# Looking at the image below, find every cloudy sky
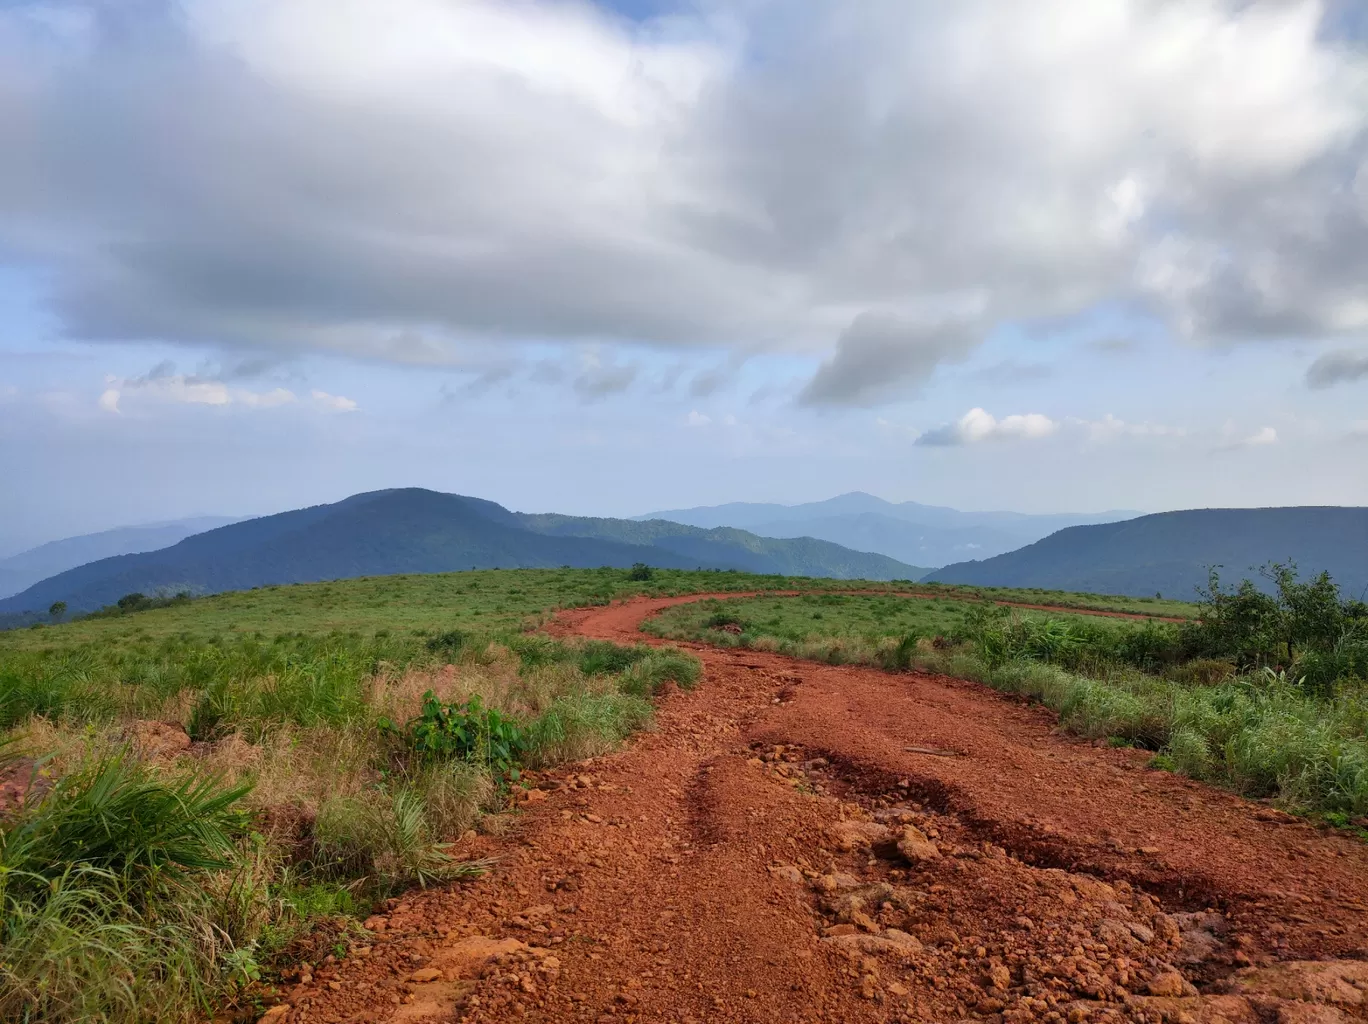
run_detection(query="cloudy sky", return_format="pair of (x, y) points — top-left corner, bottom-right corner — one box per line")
(3, 0), (1368, 553)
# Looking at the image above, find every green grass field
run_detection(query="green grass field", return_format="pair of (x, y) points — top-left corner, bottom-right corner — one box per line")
(642, 591), (1142, 652)
(0, 566), (1340, 1022)
(912, 583), (1198, 619)
(3, 567), (1196, 657)
(0, 567), (727, 1024)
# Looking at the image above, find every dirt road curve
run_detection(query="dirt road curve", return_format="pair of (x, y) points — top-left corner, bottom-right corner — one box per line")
(282, 596), (1368, 1024)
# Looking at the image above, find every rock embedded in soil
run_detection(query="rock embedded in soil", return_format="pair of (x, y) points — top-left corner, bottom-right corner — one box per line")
(896, 824), (941, 864)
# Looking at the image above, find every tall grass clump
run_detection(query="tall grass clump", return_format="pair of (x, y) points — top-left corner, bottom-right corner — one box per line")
(0, 751), (258, 1024)
(312, 789), (482, 892)
(618, 648), (701, 696)
(524, 693), (655, 765)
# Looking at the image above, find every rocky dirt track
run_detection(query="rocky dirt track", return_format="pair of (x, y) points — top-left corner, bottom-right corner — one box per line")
(274, 595), (1368, 1024)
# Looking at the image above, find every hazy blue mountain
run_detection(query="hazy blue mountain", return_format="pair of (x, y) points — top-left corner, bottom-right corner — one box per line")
(0, 489), (927, 617)
(518, 513), (931, 580)
(0, 517), (248, 600)
(635, 492), (1137, 567)
(925, 507), (1368, 600)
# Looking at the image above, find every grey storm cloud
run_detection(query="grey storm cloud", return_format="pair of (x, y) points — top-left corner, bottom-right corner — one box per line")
(799, 314), (977, 407)
(2, 0), (1367, 405)
(688, 368), (727, 398)
(572, 359), (638, 401)
(1306, 348), (1368, 388)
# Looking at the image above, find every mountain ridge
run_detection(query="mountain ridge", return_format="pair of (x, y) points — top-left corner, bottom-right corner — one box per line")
(924, 506), (1368, 599)
(0, 516), (249, 601)
(0, 489), (928, 617)
(635, 492), (1139, 566)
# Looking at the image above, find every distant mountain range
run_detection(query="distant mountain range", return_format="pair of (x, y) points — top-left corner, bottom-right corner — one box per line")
(925, 507), (1368, 600)
(0, 489), (927, 617)
(8, 493), (1361, 622)
(0, 517), (247, 601)
(637, 492), (1138, 568)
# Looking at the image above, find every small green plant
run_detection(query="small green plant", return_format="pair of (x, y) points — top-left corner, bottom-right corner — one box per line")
(578, 640), (651, 677)
(406, 692), (528, 779)
(877, 633), (921, 672)
(627, 563), (655, 582)
(425, 630), (470, 658)
(312, 790), (483, 892)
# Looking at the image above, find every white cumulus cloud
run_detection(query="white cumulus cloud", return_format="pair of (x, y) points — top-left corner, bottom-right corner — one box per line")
(1074, 413), (1187, 442)
(915, 408), (1059, 446)
(1220, 422), (1280, 449)
(96, 366), (301, 413)
(310, 389), (358, 412)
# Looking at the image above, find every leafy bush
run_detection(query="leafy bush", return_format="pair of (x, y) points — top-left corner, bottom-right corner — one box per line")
(403, 691), (528, 778)
(627, 563), (655, 581)
(876, 633), (922, 672)
(1185, 563), (1368, 686)
(0, 752), (250, 897)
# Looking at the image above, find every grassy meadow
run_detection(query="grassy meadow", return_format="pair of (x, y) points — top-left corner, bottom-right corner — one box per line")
(911, 582), (1198, 619)
(0, 563), (1342, 1021)
(646, 584), (1368, 825)
(0, 567), (720, 1024)
(641, 591), (1154, 657)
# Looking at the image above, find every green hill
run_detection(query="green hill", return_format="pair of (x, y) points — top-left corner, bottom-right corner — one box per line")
(925, 507), (1368, 599)
(0, 489), (927, 618)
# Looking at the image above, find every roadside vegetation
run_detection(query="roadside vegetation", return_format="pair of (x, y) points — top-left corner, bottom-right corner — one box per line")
(4, 566), (1198, 650)
(910, 582), (1198, 619)
(0, 564), (1223, 1021)
(647, 564), (1368, 823)
(0, 571), (700, 1023)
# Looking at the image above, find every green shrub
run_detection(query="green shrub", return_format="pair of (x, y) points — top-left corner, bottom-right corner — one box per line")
(0, 753), (257, 1024)
(876, 633), (922, 672)
(505, 634), (578, 673)
(404, 760), (492, 840)
(425, 629), (470, 658)
(402, 692), (528, 778)
(1165, 727), (1212, 776)
(0, 867), (221, 1024)
(1056, 678), (1169, 747)
(1167, 658), (1236, 686)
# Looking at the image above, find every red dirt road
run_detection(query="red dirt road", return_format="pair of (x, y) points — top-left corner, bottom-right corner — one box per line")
(279, 596), (1368, 1024)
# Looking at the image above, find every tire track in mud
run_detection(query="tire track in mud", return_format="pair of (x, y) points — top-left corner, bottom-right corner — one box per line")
(274, 595), (1368, 1024)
